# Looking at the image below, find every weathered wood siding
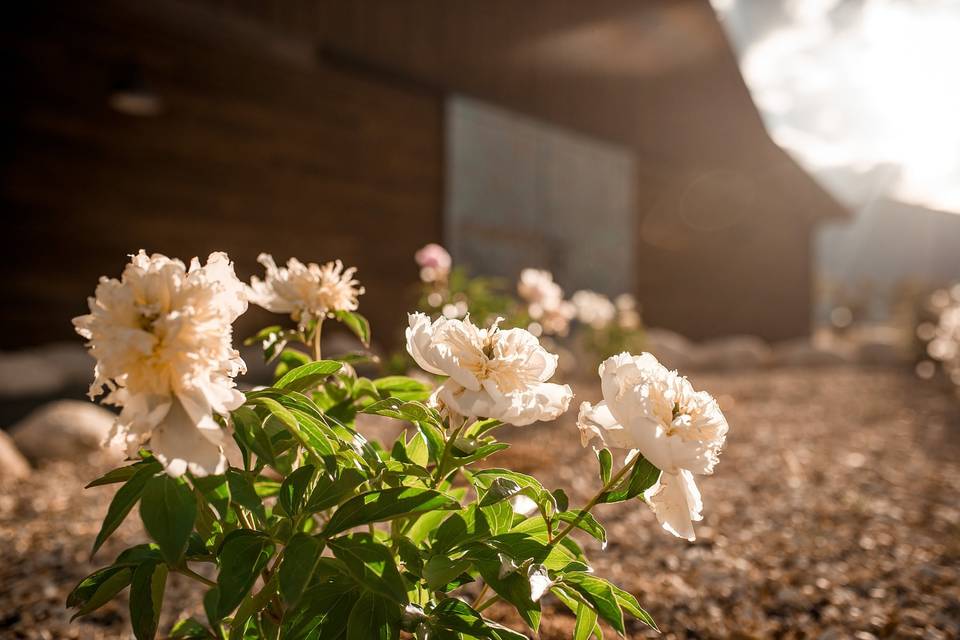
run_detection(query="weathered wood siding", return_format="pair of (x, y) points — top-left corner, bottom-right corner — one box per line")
(0, 1), (443, 348)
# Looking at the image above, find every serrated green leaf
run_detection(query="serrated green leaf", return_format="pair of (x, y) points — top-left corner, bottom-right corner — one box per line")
(139, 474), (197, 566)
(129, 561), (167, 640)
(324, 488), (458, 536)
(91, 461), (161, 557)
(609, 583), (658, 631)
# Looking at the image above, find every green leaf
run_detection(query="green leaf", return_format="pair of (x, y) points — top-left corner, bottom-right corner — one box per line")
(555, 511), (607, 546)
(551, 489), (569, 513)
(477, 477), (523, 508)
(229, 572), (279, 639)
(274, 361), (343, 391)
(226, 469), (266, 523)
(596, 449), (613, 484)
(305, 467), (367, 513)
(609, 583), (658, 631)
(561, 572), (624, 635)
(423, 556), (472, 591)
(280, 574), (356, 640)
(468, 546), (540, 631)
(327, 534), (409, 604)
(86, 459), (156, 488)
(471, 469), (551, 511)
(432, 502), (511, 554)
(362, 399), (442, 426)
(279, 533), (325, 605)
(68, 566), (133, 620)
(279, 465), (316, 517)
(169, 617), (213, 638)
(430, 598), (487, 635)
(600, 456), (660, 504)
(139, 474), (197, 566)
(91, 461), (161, 557)
(335, 310), (371, 347)
(346, 591), (400, 640)
(573, 600), (600, 640)
(324, 488), (458, 536)
(192, 474), (232, 521)
(129, 561), (167, 640)
(216, 530), (275, 617)
(372, 376), (432, 402)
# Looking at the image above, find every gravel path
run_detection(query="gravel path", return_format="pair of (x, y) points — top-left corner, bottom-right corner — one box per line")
(2, 366), (959, 639)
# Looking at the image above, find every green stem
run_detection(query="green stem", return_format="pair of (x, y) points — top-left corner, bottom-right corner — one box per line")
(432, 418), (468, 486)
(550, 453), (641, 547)
(177, 565), (216, 588)
(312, 317), (324, 361)
(475, 595), (500, 613)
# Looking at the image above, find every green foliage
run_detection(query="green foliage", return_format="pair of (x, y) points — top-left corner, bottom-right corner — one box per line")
(74, 314), (659, 639)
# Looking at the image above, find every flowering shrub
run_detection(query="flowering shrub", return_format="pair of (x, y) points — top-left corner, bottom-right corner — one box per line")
(68, 250), (727, 639)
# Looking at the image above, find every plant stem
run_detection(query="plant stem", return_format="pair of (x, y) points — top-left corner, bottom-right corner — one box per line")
(471, 583), (491, 608)
(475, 595), (500, 612)
(432, 418), (467, 486)
(550, 453), (641, 547)
(177, 565), (216, 588)
(312, 317), (324, 361)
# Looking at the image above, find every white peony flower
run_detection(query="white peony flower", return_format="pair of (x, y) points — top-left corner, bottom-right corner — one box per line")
(572, 290), (617, 330)
(577, 352), (728, 541)
(73, 251), (248, 477)
(517, 269), (575, 337)
(405, 312), (573, 426)
(248, 254), (364, 329)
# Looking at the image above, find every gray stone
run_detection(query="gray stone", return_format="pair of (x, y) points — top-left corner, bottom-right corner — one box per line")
(0, 430), (31, 480)
(696, 335), (772, 370)
(10, 400), (120, 463)
(644, 327), (701, 370)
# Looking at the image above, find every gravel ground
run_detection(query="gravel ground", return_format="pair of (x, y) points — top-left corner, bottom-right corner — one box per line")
(2, 365), (959, 639)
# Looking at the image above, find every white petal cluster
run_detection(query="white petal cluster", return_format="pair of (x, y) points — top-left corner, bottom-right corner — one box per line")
(577, 352), (728, 540)
(248, 254), (364, 329)
(517, 269), (575, 337)
(73, 251), (248, 477)
(572, 290), (617, 330)
(406, 312), (573, 426)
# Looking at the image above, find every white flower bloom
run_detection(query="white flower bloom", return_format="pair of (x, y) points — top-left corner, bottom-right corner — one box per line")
(577, 352), (728, 541)
(572, 290), (617, 330)
(248, 254), (364, 329)
(415, 243), (452, 283)
(405, 312), (573, 426)
(73, 251), (248, 477)
(527, 565), (554, 602)
(517, 269), (575, 336)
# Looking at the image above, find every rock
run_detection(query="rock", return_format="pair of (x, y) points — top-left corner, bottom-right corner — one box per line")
(0, 430), (31, 480)
(772, 338), (854, 367)
(645, 328), (701, 370)
(696, 335), (772, 370)
(10, 400), (119, 463)
(0, 342), (94, 398)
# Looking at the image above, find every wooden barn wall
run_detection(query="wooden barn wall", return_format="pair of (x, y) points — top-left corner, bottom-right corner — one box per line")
(0, 1), (443, 350)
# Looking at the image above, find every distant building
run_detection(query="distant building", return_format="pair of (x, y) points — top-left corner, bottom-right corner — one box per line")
(0, 0), (846, 348)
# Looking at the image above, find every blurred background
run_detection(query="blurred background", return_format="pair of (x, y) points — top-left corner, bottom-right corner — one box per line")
(1, 1), (959, 638)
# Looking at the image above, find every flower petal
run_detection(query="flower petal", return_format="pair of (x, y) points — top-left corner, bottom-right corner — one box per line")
(645, 469), (702, 541)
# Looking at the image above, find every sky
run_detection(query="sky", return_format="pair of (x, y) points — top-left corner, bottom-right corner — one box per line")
(710, 0), (960, 214)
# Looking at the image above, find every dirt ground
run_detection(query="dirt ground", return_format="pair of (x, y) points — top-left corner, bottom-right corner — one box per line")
(2, 365), (959, 639)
